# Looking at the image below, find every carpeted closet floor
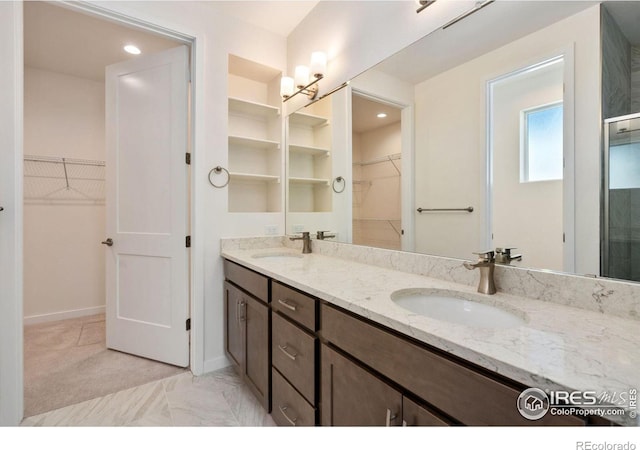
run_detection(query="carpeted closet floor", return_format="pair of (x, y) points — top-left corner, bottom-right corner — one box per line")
(24, 314), (187, 417)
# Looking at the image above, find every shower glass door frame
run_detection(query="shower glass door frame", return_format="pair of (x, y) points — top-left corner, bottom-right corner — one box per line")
(602, 111), (640, 280)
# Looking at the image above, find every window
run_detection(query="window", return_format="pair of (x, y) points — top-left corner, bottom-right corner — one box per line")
(521, 102), (563, 182)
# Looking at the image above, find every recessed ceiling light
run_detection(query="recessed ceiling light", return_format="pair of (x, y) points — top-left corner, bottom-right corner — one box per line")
(124, 45), (141, 55)
(377, 113), (387, 118)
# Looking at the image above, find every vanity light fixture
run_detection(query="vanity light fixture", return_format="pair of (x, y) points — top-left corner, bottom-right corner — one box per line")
(416, 0), (436, 14)
(124, 44), (141, 55)
(377, 113), (387, 118)
(281, 51), (327, 102)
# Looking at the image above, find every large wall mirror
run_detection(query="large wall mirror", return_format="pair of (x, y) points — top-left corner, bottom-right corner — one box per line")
(285, 1), (640, 283)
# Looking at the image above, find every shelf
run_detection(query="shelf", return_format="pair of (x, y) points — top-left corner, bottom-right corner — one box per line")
(353, 153), (401, 166)
(228, 97), (280, 118)
(288, 144), (330, 157)
(289, 111), (328, 127)
(229, 172), (280, 183)
(229, 135), (280, 151)
(289, 177), (330, 185)
(24, 155), (105, 203)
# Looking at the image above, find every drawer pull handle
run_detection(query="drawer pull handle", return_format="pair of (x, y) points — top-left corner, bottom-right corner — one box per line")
(278, 344), (298, 361)
(278, 299), (297, 311)
(279, 405), (298, 426)
(385, 408), (398, 427)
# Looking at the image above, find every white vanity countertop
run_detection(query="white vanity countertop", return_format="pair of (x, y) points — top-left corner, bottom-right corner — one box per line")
(221, 247), (639, 426)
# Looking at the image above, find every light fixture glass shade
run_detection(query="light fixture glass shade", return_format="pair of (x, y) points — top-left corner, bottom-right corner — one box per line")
(310, 51), (327, 78)
(280, 77), (294, 97)
(294, 65), (310, 88)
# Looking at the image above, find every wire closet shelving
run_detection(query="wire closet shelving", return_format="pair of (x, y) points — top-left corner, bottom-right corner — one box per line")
(24, 155), (105, 204)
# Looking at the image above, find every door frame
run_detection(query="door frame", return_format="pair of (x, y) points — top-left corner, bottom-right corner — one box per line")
(0, 0), (24, 427)
(485, 45), (576, 273)
(1, 1), (204, 424)
(348, 87), (415, 252)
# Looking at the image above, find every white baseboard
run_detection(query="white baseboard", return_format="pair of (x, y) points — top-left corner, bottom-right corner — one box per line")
(202, 355), (231, 374)
(24, 305), (105, 326)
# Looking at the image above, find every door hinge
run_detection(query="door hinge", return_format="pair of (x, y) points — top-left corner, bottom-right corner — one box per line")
(563, 232), (566, 243)
(185, 152), (191, 165)
(186, 235), (191, 247)
(186, 318), (191, 331)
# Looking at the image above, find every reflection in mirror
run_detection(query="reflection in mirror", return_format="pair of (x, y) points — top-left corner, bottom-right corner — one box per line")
(351, 93), (402, 250)
(286, 95), (335, 230)
(284, 1), (640, 283)
(604, 113), (640, 282)
(488, 56), (566, 273)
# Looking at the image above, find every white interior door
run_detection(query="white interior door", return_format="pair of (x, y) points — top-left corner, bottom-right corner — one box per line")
(105, 45), (189, 367)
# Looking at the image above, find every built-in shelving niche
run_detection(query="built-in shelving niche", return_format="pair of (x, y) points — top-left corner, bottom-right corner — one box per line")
(228, 55), (283, 213)
(287, 100), (333, 213)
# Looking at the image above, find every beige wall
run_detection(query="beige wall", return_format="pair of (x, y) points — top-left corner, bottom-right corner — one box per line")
(414, 5), (600, 275)
(23, 67), (106, 320)
(492, 63), (564, 271)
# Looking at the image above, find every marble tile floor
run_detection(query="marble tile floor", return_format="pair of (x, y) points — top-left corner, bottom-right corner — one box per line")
(21, 366), (276, 427)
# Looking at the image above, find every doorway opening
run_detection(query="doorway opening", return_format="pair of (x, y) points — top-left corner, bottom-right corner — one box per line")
(486, 54), (574, 272)
(351, 92), (403, 250)
(23, 1), (192, 418)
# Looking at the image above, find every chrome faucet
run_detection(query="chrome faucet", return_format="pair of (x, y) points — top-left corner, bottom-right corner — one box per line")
(289, 231), (312, 254)
(495, 247), (522, 265)
(463, 251), (496, 295)
(316, 230), (336, 240)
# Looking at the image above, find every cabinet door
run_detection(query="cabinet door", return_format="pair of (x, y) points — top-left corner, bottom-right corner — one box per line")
(320, 344), (402, 426)
(244, 293), (270, 411)
(402, 397), (449, 426)
(224, 281), (244, 369)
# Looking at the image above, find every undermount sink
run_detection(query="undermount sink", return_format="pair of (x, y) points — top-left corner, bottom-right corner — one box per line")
(391, 289), (526, 329)
(251, 251), (303, 261)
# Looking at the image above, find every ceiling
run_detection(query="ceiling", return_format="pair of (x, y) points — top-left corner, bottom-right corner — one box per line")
(352, 94), (401, 134)
(24, 1), (319, 82)
(24, 2), (181, 82)
(207, 1), (319, 37)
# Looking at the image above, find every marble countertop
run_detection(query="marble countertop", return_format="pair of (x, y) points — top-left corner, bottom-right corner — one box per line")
(221, 246), (639, 426)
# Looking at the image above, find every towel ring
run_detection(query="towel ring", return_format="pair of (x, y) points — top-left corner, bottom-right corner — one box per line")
(332, 176), (346, 194)
(208, 166), (230, 188)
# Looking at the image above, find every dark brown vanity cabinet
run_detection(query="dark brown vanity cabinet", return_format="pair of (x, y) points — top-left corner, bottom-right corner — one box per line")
(223, 259), (599, 426)
(320, 303), (585, 427)
(223, 261), (270, 411)
(320, 344), (447, 426)
(270, 281), (319, 426)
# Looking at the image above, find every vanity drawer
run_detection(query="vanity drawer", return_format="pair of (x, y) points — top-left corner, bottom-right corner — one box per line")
(272, 312), (316, 404)
(224, 259), (269, 304)
(320, 304), (585, 426)
(272, 368), (316, 426)
(272, 281), (317, 331)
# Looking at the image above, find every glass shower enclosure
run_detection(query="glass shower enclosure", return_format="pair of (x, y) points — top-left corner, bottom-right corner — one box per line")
(603, 112), (640, 282)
